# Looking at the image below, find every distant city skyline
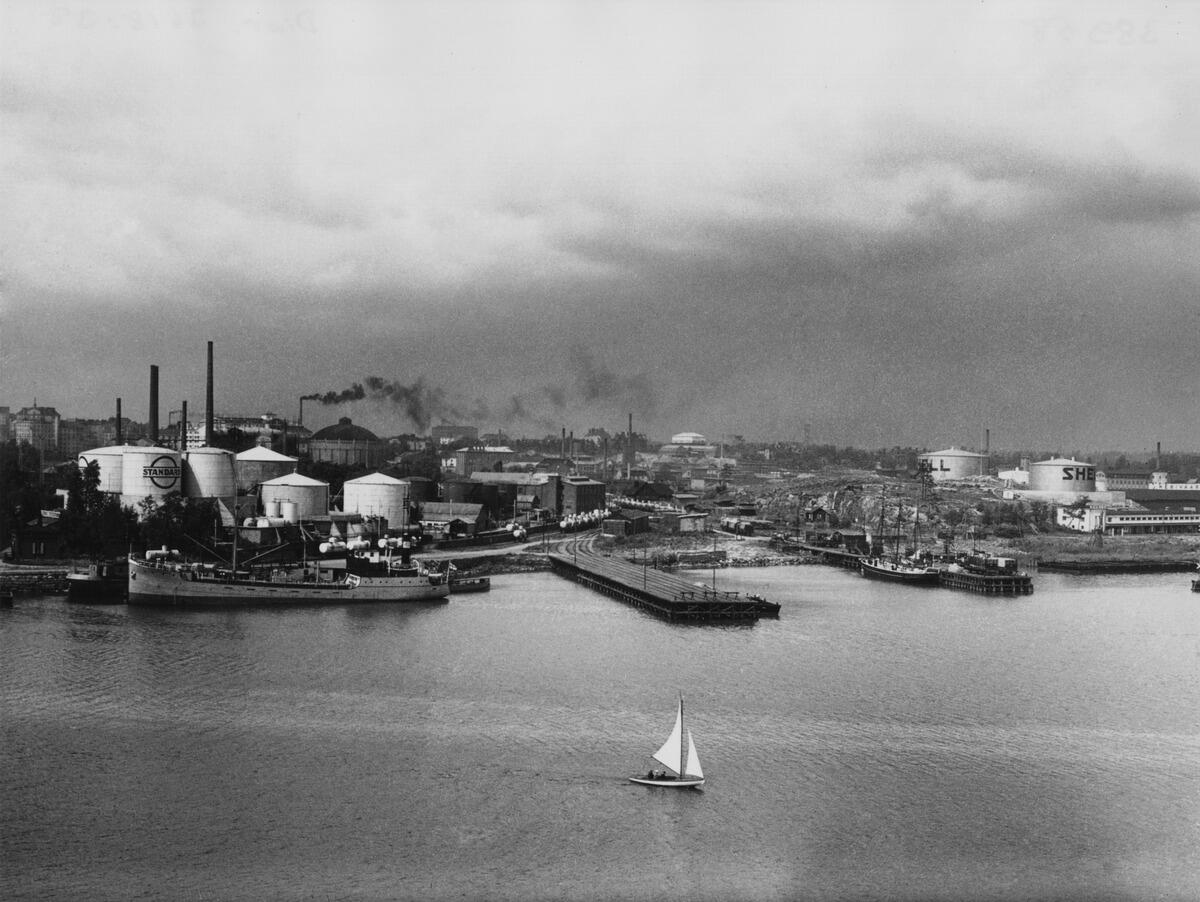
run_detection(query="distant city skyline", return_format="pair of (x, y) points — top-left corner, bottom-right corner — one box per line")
(3, 2), (1198, 451)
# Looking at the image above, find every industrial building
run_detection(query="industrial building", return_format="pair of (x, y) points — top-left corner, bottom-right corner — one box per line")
(445, 445), (514, 477)
(561, 476), (606, 518)
(419, 502), (487, 537)
(308, 418), (388, 468)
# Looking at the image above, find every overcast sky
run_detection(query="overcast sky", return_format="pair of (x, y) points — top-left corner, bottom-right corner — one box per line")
(3, 0), (1197, 452)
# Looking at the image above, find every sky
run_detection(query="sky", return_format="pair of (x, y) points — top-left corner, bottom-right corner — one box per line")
(2, 0), (1198, 452)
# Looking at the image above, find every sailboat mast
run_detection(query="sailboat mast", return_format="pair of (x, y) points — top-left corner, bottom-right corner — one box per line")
(679, 694), (685, 777)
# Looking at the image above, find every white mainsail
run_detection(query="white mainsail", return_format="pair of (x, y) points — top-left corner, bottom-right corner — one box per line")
(651, 698), (703, 778)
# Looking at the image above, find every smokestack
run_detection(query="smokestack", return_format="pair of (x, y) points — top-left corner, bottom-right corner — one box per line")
(569, 431), (574, 459)
(149, 365), (159, 445)
(1156, 441), (1161, 470)
(561, 426), (566, 460)
(282, 420), (289, 455)
(115, 398), (123, 445)
(298, 397), (304, 427)
(180, 400), (188, 452)
(205, 341), (214, 445)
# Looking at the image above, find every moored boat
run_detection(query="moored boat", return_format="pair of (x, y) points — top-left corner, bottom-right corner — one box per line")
(127, 541), (449, 607)
(859, 555), (941, 584)
(448, 576), (491, 594)
(66, 559), (129, 603)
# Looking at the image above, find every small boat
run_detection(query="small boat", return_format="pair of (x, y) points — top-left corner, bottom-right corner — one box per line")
(630, 695), (705, 789)
(746, 593), (781, 617)
(0, 588), (13, 607)
(448, 576), (490, 594)
(66, 558), (129, 603)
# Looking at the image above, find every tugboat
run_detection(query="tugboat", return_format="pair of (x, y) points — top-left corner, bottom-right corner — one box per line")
(66, 558), (129, 603)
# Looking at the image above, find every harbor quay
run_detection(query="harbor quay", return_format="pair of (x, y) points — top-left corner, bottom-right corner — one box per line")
(548, 550), (776, 622)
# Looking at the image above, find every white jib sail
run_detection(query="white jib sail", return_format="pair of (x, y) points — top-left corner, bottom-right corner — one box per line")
(684, 730), (703, 779)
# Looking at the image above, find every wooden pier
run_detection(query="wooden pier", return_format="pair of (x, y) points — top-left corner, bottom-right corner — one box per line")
(937, 568), (1034, 596)
(549, 551), (774, 622)
(799, 544), (865, 570)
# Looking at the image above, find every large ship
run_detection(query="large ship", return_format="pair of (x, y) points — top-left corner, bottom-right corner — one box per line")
(127, 537), (449, 606)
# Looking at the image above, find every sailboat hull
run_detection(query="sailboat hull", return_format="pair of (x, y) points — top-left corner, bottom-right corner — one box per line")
(629, 776), (704, 788)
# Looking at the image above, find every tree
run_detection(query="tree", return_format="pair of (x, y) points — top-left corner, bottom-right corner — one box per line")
(58, 461), (137, 557)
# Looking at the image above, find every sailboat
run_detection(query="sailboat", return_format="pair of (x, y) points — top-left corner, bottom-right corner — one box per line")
(859, 499), (940, 585)
(629, 695), (705, 788)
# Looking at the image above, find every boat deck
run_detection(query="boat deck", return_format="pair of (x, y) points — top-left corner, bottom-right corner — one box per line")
(549, 551), (771, 622)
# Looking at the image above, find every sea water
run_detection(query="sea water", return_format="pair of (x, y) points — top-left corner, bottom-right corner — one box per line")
(2, 566), (1198, 901)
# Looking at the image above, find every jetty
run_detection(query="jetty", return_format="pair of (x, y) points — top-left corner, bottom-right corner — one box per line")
(799, 544), (865, 569)
(937, 568), (1034, 596)
(549, 551), (776, 622)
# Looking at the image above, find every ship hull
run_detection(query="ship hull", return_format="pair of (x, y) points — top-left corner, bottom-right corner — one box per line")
(127, 557), (449, 606)
(859, 558), (941, 584)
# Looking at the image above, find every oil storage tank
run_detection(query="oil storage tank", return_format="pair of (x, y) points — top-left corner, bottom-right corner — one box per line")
(343, 472), (411, 530)
(120, 446), (183, 511)
(77, 445), (130, 495)
(235, 445), (299, 493)
(259, 472), (329, 520)
(183, 447), (236, 501)
(1029, 457), (1097, 493)
(916, 447), (989, 481)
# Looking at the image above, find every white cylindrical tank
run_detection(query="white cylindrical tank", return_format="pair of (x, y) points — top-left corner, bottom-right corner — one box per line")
(342, 472), (410, 530)
(259, 472), (329, 519)
(279, 501), (298, 524)
(916, 447), (989, 481)
(264, 500), (281, 518)
(182, 447), (236, 500)
(120, 447), (182, 510)
(1029, 458), (1096, 492)
(77, 445), (129, 494)
(234, 446), (299, 493)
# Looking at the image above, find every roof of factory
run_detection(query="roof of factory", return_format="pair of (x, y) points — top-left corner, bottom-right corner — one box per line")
(310, 417), (381, 443)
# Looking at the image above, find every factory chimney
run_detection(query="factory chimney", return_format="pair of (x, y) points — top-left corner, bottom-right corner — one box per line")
(561, 427), (566, 460)
(627, 412), (633, 479)
(180, 400), (188, 452)
(205, 341), (214, 445)
(149, 365), (160, 446)
(298, 397), (304, 427)
(115, 398), (123, 445)
(984, 428), (990, 476)
(1156, 441), (1161, 470)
